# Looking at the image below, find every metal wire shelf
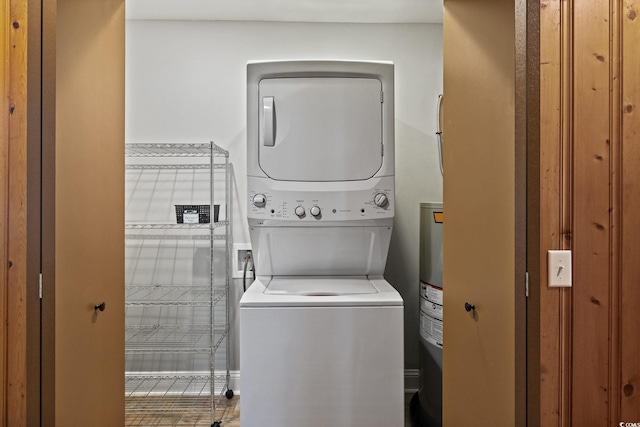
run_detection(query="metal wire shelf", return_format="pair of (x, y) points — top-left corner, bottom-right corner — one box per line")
(125, 221), (227, 230)
(125, 285), (227, 307)
(126, 163), (228, 170)
(125, 325), (227, 354)
(125, 374), (227, 397)
(124, 222), (228, 241)
(126, 234), (226, 241)
(125, 142), (228, 157)
(124, 374), (233, 426)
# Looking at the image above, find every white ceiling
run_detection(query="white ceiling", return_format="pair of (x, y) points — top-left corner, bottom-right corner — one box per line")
(126, 0), (443, 24)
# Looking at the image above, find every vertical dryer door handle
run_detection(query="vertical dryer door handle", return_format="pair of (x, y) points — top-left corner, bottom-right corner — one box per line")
(262, 96), (276, 147)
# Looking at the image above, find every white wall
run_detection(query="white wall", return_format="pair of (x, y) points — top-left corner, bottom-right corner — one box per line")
(126, 20), (443, 372)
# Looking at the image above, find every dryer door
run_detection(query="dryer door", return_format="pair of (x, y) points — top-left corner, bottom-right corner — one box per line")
(258, 77), (383, 181)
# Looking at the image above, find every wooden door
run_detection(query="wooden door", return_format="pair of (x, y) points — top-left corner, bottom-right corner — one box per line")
(441, 0), (527, 425)
(40, 0), (126, 425)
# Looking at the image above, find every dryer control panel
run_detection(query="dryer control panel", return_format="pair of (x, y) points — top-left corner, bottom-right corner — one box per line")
(248, 176), (394, 221)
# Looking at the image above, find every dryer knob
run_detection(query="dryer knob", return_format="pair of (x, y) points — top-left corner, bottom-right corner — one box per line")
(295, 206), (306, 217)
(310, 206), (321, 217)
(374, 193), (389, 208)
(253, 194), (267, 208)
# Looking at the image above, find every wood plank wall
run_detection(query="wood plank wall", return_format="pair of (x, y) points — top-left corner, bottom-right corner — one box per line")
(4, 0), (28, 425)
(572, 0), (614, 423)
(1, 0), (9, 422)
(539, 0), (640, 424)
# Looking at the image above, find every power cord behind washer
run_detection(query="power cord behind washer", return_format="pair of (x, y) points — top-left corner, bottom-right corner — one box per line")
(242, 250), (255, 292)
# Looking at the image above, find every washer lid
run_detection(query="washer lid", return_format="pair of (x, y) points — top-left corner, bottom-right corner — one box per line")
(239, 276), (403, 307)
(264, 276), (378, 296)
(258, 77), (383, 182)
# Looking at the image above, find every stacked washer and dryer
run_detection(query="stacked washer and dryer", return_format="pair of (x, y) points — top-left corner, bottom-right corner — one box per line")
(239, 60), (404, 427)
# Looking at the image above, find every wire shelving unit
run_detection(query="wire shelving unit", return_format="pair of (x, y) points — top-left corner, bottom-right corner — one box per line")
(124, 142), (232, 427)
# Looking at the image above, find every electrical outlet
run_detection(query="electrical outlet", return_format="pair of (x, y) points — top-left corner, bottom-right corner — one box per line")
(548, 250), (572, 287)
(232, 243), (253, 278)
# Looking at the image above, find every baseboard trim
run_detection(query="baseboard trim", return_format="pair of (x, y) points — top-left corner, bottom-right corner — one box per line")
(230, 369), (418, 396)
(229, 370), (241, 395)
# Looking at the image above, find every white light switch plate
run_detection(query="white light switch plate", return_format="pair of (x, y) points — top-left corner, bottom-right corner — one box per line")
(548, 250), (572, 287)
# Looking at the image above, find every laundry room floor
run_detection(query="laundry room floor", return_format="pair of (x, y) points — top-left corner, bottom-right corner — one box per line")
(125, 393), (414, 426)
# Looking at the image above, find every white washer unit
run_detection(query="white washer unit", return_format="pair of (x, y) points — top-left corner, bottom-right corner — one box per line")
(240, 60), (404, 427)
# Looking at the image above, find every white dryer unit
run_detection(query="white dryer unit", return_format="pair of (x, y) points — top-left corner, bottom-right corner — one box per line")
(240, 60), (404, 427)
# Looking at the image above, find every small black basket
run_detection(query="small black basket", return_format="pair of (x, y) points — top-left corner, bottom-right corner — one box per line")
(175, 204), (214, 224)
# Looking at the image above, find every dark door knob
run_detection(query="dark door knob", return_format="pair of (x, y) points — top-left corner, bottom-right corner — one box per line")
(94, 302), (106, 312)
(464, 302), (475, 312)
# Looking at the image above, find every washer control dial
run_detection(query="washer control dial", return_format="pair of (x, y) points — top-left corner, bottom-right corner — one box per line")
(310, 206), (321, 217)
(295, 206), (306, 217)
(253, 194), (267, 208)
(374, 193), (389, 208)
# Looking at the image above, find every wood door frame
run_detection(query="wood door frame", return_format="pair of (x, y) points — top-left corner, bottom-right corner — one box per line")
(514, 0), (539, 426)
(535, 1), (575, 423)
(25, 0), (43, 423)
(40, 0), (55, 421)
(526, 0), (543, 425)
